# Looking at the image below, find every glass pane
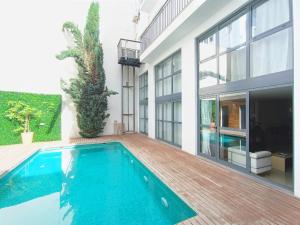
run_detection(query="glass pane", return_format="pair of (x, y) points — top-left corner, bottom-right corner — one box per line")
(219, 133), (246, 168)
(173, 73), (181, 94)
(156, 65), (163, 79)
(219, 13), (247, 52)
(145, 119), (148, 134)
(128, 88), (134, 114)
(251, 28), (292, 77)
(123, 88), (128, 114)
(145, 105), (148, 119)
(156, 80), (163, 97)
(220, 93), (246, 129)
(163, 122), (172, 142)
(174, 123), (182, 146)
(200, 128), (217, 157)
(199, 33), (216, 61)
(144, 74), (148, 86)
(139, 77), (143, 89)
(174, 102), (181, 122)
(219, 46), (246, 83)
(163, 77), (172, 96)
(164, 102), (172, 121)
(200, 98), (216, 127)
(173, 52), (181, 72)
(145, 86), (148, 99)
(139, 105), (144, 118)
(157, 104), (163, 120)
(158, 121), (163, 139)
(199, 58), (218, 88)
(163, 58), (172, 77)
(139, 119), (145, 133)
(139, 87), (144, 100)
(252, 0), (290, 37)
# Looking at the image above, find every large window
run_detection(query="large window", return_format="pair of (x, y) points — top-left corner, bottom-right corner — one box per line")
(197, 0), (294, 189)
(198, 0), (293, 88)
(199, 97), (217, 157)
(199, 34), (218, 88)
(219, 93), (247, 168)
(156, 51), (181, 97)
(199, 94), (247, 168)
(251, 0), (290, 37)
(139, 73), (148, 134)
(251, 0), (292, 78)
(156, 51), (182, 147)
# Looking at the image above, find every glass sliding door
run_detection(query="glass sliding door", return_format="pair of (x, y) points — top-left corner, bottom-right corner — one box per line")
(219, 93), (247, 168)
(139, 72), (148, 134)
(250, 86), (293, 188)
(199, 93), (248, 169)
(199, 97), (217, 157)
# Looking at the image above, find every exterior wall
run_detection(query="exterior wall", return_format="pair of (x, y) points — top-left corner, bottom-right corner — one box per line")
(293, 0), (300, 198)
(137, 0), (247, 155)
(0, 0), (137, 139)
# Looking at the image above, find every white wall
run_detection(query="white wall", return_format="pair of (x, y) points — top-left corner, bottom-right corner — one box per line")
(0, 0), (137, 139)
(137, 0), (247, 155)
(293, 0), (300, 198)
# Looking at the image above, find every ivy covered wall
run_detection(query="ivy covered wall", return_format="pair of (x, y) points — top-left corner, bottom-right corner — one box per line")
(0, 91), (61, 145)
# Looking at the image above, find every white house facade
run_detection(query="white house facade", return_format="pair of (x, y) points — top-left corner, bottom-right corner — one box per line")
(135, 0), (300, 198)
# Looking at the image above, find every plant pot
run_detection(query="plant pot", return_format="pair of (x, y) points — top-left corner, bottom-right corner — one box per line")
(21, 132), (34, 145)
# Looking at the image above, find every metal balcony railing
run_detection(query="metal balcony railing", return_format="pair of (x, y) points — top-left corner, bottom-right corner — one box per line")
(140, 0), (193, 53)
(117, 39), (141, 67)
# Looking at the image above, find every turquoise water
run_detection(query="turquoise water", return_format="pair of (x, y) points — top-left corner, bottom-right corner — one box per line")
(0, 142), (196, 225)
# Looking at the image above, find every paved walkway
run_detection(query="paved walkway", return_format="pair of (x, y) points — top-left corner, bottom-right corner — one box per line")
(1, 134), (300, 224)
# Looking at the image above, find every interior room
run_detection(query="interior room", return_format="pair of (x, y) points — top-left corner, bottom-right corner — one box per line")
(250, 86), (293, 188)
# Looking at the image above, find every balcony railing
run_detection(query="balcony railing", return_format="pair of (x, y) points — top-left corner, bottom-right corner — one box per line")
(117, 39), (141, 67)
(140, 0), (193, 53)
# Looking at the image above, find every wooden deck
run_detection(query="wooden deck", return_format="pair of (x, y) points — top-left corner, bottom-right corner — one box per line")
(1, 133), (300, 224)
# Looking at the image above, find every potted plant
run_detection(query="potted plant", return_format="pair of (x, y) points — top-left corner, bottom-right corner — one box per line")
(5, 101), (42, 144)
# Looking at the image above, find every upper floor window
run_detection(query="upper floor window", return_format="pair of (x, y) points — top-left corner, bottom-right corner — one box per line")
(250, 0), (292, 78)
(252, 0), (290, 37)
(155, 51), (181, 97)
(219, 13), (247, 53)
(198, 0), (292, 89)
(199, 34), (216, 61)
(219, 12), (247, 83)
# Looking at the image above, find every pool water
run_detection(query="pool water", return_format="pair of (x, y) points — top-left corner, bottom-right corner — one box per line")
(0, 142), (196, 225)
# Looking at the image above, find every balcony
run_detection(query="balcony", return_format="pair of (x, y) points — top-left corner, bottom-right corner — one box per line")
(117, 39), (141, 67)
(140, 0), (193, 53)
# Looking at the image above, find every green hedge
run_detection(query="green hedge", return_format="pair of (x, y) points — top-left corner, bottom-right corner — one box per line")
(0, 91), (61, 145)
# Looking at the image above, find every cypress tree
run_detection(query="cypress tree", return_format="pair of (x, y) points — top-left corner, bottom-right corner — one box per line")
(57, 2), (117, 138)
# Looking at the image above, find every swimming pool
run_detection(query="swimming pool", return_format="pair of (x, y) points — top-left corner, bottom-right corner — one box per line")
(0, 142), (196, 225)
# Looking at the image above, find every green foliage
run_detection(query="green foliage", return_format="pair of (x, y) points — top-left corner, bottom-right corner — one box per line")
(5, 101), (43, 133)
(0, 91), (61, 145)
(57, 2), (117, 138)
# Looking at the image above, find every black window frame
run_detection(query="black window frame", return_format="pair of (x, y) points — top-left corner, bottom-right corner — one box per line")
(139, 72), (148, 134)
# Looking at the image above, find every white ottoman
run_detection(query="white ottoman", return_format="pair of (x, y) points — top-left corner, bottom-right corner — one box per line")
(250, 151), (272, 174)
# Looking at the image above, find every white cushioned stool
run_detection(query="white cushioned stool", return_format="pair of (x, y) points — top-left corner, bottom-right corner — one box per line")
(250, 151), (272, 174)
